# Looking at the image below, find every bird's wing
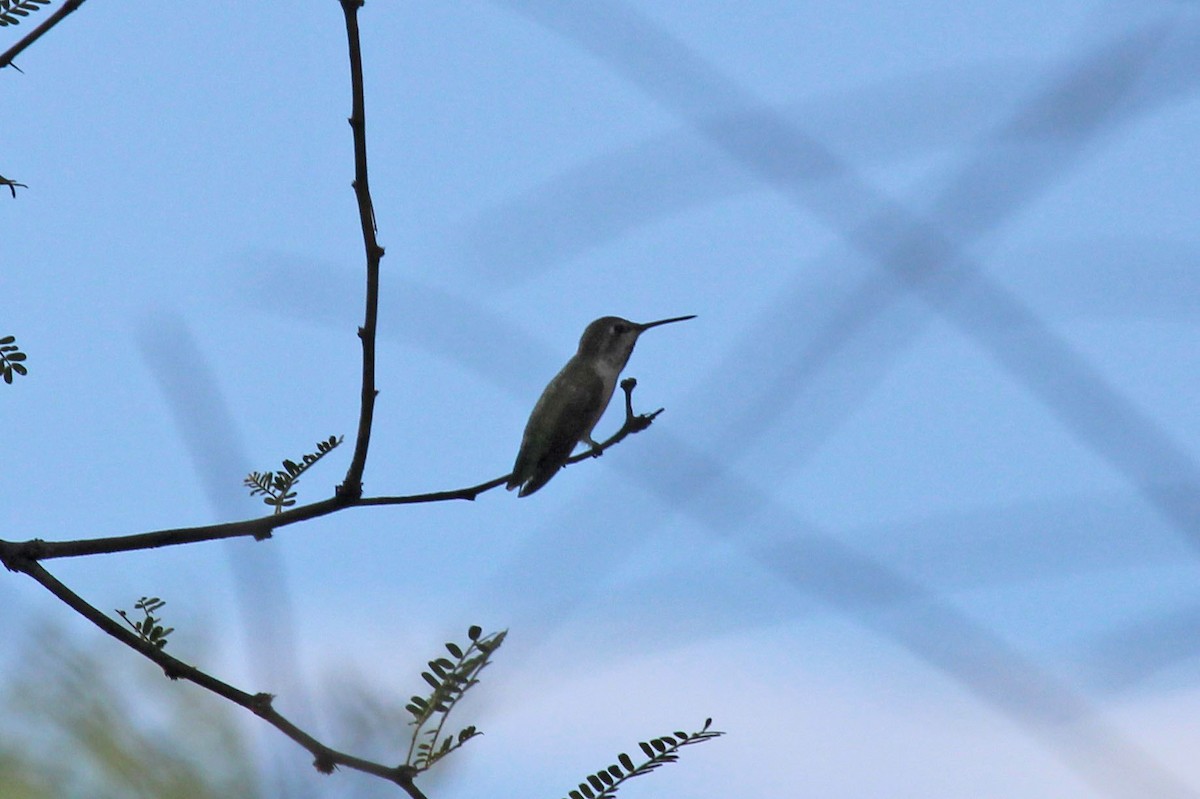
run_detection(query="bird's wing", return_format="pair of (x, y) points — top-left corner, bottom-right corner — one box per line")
(509, 366), (604, 495)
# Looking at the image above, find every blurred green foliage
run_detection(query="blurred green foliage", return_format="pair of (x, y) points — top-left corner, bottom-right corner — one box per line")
(0, 627), (260, 799)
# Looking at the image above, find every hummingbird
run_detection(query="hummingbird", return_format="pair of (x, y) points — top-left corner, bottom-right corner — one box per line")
(507, 314), (696, 497)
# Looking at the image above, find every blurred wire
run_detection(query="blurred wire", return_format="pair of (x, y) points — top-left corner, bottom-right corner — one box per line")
(664, 451), (1196, 799)
(1087, 600), (1200, 692)
(137, 313), (316, 799)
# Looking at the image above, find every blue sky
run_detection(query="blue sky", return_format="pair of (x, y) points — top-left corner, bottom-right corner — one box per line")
(5, 2), (1200, 797)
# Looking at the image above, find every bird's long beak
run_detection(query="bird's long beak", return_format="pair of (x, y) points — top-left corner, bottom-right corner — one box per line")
(636, 314), (697, 331)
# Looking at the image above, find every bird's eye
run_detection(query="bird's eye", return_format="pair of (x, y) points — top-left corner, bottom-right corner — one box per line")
(613, 323), (628, 334)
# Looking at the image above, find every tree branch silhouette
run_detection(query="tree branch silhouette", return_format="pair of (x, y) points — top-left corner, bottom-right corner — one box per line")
(0, 378), (667, 562)
(337, 0), (385, 501)
(0, 2), (707, 796)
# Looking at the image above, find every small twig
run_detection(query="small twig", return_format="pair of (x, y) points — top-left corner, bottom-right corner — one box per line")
(336, 0), (385, 501)
(5, 554), (429, 799)
(0, 0), (87, 71)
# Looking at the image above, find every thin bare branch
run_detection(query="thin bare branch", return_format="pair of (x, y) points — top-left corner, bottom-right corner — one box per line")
(1, 496), (347, 562)
(0, 379), (668, 560)
(336, 0), (385, 501)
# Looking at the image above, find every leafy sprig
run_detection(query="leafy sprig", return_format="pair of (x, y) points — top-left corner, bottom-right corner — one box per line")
(0, 0), (50, 28)
(404, 625), (506, 771)
(116, 596), (175, 650)
(244, 435), (343, 514)
(1, 335), (27, 383)
(563, 718), (724, 799)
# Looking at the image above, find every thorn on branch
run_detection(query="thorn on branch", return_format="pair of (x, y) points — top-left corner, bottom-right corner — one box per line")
(630, 409), (664, 433)
(336, 480), (363, 500)
(392, 764), (420, 785)
(249, 691), (274, 710)
(313, 751), (338, 775)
